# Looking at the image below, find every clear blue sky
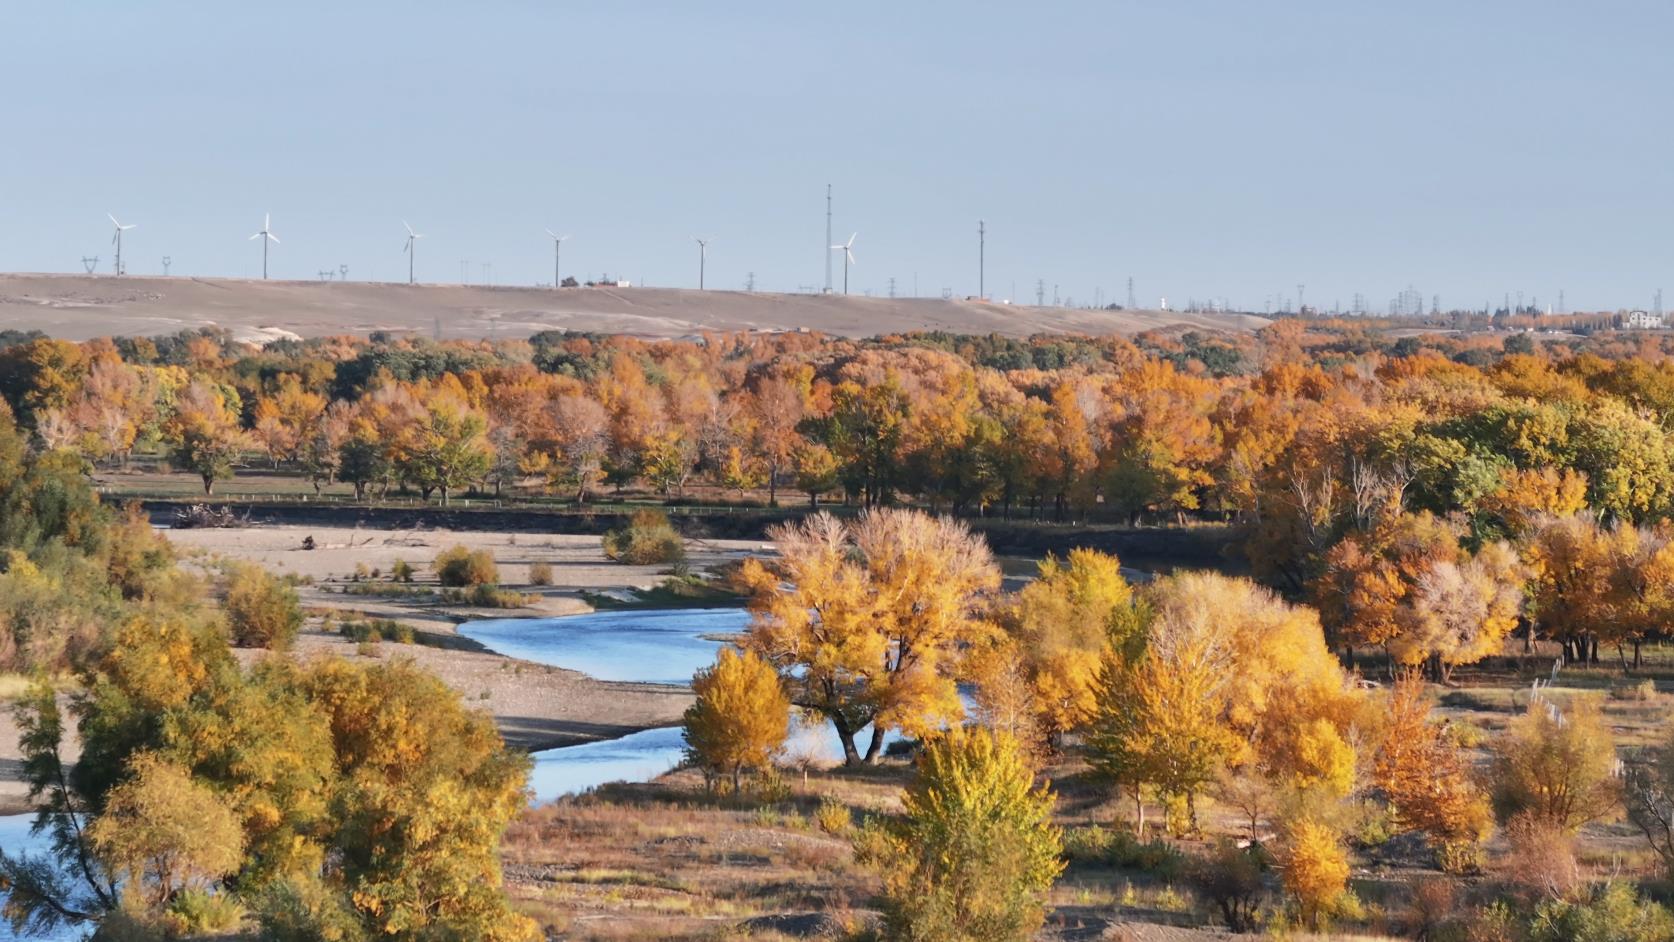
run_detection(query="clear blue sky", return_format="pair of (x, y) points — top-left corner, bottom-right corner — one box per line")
(2, 1), (1668, 313)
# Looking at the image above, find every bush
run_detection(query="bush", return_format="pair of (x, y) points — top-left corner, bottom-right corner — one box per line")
(1612, 679), (1659, 702)
(168, 888), (246, 935)
(816, 796), (852, 836)
(340, 618), (414, 645)
(683, 647), (791, 792)
(433, 545), (498, 587)
(527, 561), (553, 586)
(225, 563), (303, 650)
(443, 585), (537, 609)
(1187, 840), (1268, 933)
(1527, 882), (1674, 942)
(391, 558), (414, 583)
(253, 875), (369, 942)
(603, 510), (685, 566)
(1490, 695), (1617, 831)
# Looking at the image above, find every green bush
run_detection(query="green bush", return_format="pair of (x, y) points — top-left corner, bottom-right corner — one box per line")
(434, 545), (499, 587)
(225, 564), (303, 650)
(253, 875), (369, 942)
(603, 510), (685, 566)
(340, 618), (414, 645)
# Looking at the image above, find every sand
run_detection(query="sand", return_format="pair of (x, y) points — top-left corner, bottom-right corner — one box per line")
(0, 273), (1268, 342)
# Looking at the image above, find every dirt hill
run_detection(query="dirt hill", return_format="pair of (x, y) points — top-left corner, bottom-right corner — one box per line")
(0, 272), (1268, 343)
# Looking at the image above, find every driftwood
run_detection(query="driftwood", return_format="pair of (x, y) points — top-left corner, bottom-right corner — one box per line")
(172, 504), (245, 529)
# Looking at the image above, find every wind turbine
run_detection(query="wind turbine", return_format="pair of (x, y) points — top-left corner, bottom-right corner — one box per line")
(108, 214), (136, 276)
(694, 237), (711, 290)
(248, 213), (279, 279)
(402, 221), (423, 285)
(830, 233), (857, 294)
(545, 229), (570, 287)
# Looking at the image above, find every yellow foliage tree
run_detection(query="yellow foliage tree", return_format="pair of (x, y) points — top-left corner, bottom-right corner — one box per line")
(741, 509), (999, 765)
(1373, 679), (1493, 868)
(683, 647), (791, 792)
(87, 752), (244, 911)
(1282, 816), (1350, 930)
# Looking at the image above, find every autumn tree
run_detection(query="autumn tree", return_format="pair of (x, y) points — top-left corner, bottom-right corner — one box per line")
(224, 562), (304, 650)
(165, 379), (248, 495)
(1373, 679), (1493, 870)
(87, 752), (244, 911)
(857, 727), (1063, 942)
(682, 647), (791, 792)
(742, 509), (1000, 765)
(1281, 816), (1350, 930)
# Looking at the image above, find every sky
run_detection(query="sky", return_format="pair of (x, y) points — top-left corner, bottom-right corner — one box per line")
(1, 1), (1669, 313)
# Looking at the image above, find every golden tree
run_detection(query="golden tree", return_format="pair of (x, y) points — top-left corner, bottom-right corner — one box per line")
(1282, 816), (1349, 930)
(88, 752), (244, 911)
(1489, 694), (1618, 832)
(741, 509), (999, 765)
(683, 647), (791, 792)
(1373, 679), (1493, 869)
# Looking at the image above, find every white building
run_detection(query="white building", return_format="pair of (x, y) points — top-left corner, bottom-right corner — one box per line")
(1626, 309), (1665, 329)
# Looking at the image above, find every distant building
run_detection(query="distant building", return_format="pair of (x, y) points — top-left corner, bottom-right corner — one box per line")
(1626, 309), (1665, 329)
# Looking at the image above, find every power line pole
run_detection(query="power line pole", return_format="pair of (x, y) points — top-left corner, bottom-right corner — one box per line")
(823, 184), (832, 294)
(977, 220), (985, 299)
(1036, 279), (1045, 306)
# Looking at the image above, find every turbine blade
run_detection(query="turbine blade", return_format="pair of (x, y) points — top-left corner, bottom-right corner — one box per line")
(250, 233), (262, 240)
(268, 233), (280, 244)
(847, 250), (857, 265)
(404, 220), (415, 236)
(108, 213), (119, 227)
(265, 213), (271, 229)
(546, 228), (557, 239)
(847, 233), (857, 247)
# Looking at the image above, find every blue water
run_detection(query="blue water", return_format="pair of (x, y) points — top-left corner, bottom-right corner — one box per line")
(462, 607), (912, 801)
(460, 608), (750, 686)
(0, 815), (88, 942)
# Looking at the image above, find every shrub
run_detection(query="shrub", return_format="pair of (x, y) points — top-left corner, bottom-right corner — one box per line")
(857, 727), (1064, 942)
(167, 888), (246, 935)
(1490, 695), (1618, 831)
(391, 558), (414, 583)
(527, 561), (553, 586)
(1187, 839), (1268, 932)
(816, 796), (852, 836)
(683, 647), (791, 792)
(253, 875), (369, 942)
(1612, 678), (1659, 702)
(602, 510), (685, 565)
(450, 584), (537, 609)
(433, 545), (498, 587)
(1527, 882), (1674, 942)
(340, 619), (414, 645)
(225, 563), (303, 650)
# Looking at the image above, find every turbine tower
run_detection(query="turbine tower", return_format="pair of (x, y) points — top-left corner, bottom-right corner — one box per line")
(545, 229), (570, 287)
(108, 214), (135, 276)
(402, 221), (423, 285)
(823, 184), (833, 294)
(248, 213), (279, 279)
(694, 237), (711, 290)
(830, 233), (857, 295)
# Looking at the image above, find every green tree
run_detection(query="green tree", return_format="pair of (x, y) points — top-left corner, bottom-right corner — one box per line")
(858, 727), (1063, 942)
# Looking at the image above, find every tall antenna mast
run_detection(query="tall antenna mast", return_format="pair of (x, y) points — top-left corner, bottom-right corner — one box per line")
(977, 220), (985, 300)
(823, 184), (833, 294)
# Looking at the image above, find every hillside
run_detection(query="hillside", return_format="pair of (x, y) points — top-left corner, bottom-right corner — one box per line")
(0, 272), (1268, 343)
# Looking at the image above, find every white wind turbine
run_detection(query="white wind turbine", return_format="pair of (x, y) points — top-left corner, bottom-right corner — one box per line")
(402, 221), (424, 285)
(108, 214), (136, 276)
(693, 236), (711, 290)
(830, 233), (857, 294)
(248, 213), (279, 279)
(545, 228), (570, 287)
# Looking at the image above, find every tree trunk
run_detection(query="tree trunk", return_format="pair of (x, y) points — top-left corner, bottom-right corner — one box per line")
(202, 475), (214, 495)
(439, 485), (450, 507)
(863, 725), (886, 764)
(832, 716), (861, 766)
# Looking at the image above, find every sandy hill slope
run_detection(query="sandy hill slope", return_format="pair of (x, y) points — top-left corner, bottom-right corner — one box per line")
(0, 273), (1268, 343)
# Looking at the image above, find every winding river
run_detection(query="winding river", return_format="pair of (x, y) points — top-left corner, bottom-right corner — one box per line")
(462, 606), (906, 802)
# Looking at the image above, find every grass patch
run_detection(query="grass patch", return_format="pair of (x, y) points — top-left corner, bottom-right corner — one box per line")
(582, 575), (744, 610)
(442, 585), (540, 608)
(342, 582), (434, 598)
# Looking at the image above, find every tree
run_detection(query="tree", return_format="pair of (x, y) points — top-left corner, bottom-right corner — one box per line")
(792, 441), (839, 507)
(1490, 695), (1618, 831)
(858, 727), (1063, 942)
(224, 563), (303, 650)
(682, 647), (791, 792)
(992, 549), (1139, 746)
(406, 388), (493, 505)
(165, 379), (247, 495)
(337, 434), (389, 501)
(86, 752), (244, 911)
(742, 509), (1000, 765)
(1282, 816), (1349, 930)
(1373, 679), (1493, 869)
(1623, 723), (1674, 879)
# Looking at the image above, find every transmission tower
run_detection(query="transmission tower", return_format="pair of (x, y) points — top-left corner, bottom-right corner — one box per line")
(1126, 276), (1135, 310)
(887, 276), (896, 299)
(1297, 283), (1305, 312)
(161, 256), (171, 276)
(81, 256), (99, 274)
(745, 271), (756, 292)
(340, 264), (348, 281)
(1036, 279), (1045, 306)
(977, 220), (986, 299)
(318, 269), (333, 281)
(1656, 289), (1664, 317)
(1558, 289), (1565, 315)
